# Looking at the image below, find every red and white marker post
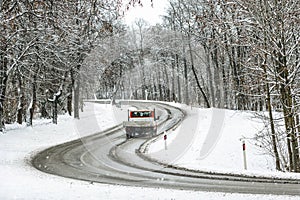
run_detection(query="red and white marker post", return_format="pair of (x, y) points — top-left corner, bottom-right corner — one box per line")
(164, 132), (167, 150)
(242, 140), (247, 170)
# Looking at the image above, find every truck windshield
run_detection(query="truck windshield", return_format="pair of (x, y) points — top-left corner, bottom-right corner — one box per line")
(130, 111), (152, 118)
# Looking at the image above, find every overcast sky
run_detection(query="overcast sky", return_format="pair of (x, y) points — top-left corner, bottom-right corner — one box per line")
(123, 0), (168, 26)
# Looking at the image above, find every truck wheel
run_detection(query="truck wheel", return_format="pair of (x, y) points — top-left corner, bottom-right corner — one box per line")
(126, 134), (131, 139)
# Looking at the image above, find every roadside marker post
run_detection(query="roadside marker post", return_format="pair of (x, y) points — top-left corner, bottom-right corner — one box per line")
(242, 140), (247, 170)
(164, 132), (167, 150)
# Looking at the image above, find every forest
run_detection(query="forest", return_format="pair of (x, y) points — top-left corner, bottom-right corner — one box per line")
(0, 0), (299, 172)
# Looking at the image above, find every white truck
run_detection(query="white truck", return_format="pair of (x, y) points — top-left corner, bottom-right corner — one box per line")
(123, 109), (157, 139)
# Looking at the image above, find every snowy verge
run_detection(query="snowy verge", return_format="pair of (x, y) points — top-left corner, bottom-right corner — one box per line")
(143, 104), (300, 181)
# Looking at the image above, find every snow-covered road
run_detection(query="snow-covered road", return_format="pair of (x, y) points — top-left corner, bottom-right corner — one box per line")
(31, 101), (300, 196)
(1, 101), (300, 199)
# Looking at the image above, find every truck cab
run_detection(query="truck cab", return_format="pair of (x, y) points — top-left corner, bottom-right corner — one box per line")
(123, 109), (157, 139)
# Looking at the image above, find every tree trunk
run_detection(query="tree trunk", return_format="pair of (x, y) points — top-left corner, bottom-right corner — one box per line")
(157, 69), (163, 101)
(188, 40), (210, 108)
(163, 64), (170, 102)
(296, 114), (300, 151)
(67, 83), (73, 116)
(204, 46), (214, 107)
(263, 60), (281, 171)
(176, 54), (182, 103)
(281, 86), (299, 172)
(52, 91), (62, 124)
(212, 45), (222, 108)
(220, 51), (227, 108)
(171, 54), (176, 102)
(277, 48), (300, 172)
(0, 71), (8, 131)
(0, 43), (8, 131)
(16, 73), (25, 124)
(27, 71), (37, 126)
(183, 57), (189, 105)
(53, 100), (58, 124)
(73, 65), (80, 119)
(180, 25), (189, 105)
(40, 100), (49, 119)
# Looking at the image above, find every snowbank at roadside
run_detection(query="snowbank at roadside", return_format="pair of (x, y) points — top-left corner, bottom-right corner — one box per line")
(147, 105), (300, 180)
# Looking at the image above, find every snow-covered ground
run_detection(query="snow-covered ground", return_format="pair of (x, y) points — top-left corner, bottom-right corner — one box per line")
(0, 101), (299, 199)
(148, 104), (300, 180)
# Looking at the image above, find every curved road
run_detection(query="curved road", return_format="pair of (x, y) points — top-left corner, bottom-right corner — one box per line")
(32, 101), (300, 196)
